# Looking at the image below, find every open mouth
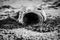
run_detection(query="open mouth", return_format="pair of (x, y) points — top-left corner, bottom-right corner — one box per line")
(0, 12), (58, 33)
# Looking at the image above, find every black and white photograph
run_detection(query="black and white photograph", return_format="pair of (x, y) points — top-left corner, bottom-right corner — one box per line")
(0, 0), (59, 40)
